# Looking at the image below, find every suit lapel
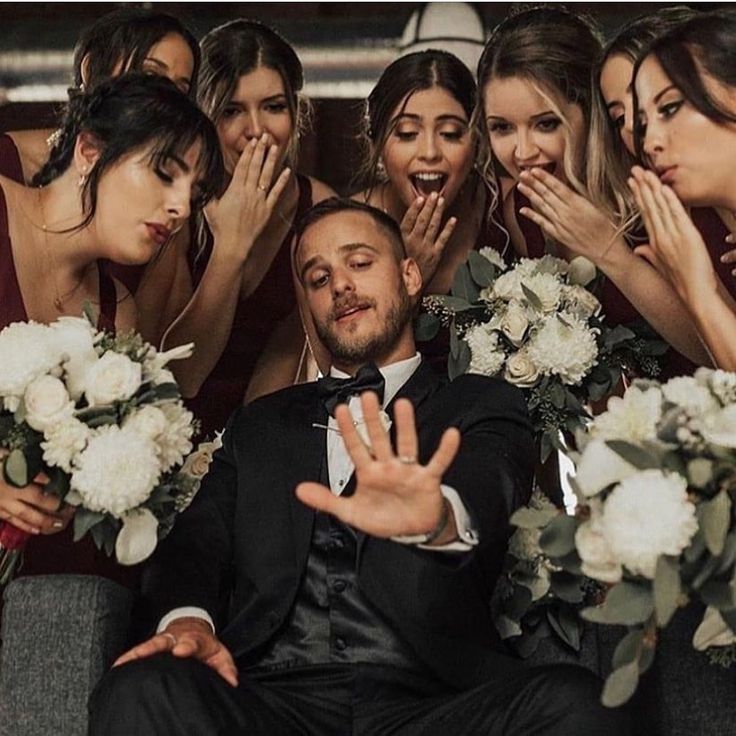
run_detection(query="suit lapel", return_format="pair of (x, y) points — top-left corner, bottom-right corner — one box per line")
(287, 389), (329, 571)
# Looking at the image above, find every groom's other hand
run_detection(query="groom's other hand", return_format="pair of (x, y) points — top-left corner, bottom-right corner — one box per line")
(113, 617), (239, 687)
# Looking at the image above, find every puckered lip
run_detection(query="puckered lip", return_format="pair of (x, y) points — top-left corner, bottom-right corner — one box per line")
(656, 165), (677, 184)
(145, 222), (172, 246)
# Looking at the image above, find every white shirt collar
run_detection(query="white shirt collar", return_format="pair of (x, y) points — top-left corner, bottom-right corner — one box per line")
(329, 353), (422, 408)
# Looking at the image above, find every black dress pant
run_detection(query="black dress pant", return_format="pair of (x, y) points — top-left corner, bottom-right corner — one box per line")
(89, 655), (632, 735)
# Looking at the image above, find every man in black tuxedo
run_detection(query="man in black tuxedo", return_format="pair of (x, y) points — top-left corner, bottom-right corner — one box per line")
(90, 198), (630, 734)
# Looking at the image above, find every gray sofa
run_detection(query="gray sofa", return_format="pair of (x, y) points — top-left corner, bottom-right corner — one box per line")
(1, 575), (735, 736)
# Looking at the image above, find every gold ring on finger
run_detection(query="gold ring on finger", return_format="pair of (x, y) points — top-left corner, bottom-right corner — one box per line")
(162, 632), (177, 647)
(398, 455), (417, 465)
(257, 184), (268, 192)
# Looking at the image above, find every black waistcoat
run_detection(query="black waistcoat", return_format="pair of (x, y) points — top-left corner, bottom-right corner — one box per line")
(253, 456), (424, 673)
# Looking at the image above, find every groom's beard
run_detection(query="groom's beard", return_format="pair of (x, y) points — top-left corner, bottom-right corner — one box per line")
(314, 288), (413, 366)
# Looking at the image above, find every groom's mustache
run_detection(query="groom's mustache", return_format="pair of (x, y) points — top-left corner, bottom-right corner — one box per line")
(328, 295), (376, 323)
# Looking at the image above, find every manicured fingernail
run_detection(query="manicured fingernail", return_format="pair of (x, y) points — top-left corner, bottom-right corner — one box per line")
(52, 520), (64, 528)
(31, 527), (41, 535)
(438, 197), (445, 206)
(416, 197), (425, 205)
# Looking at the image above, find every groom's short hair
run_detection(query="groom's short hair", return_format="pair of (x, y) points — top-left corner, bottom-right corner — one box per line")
(293, 197), (406, 263)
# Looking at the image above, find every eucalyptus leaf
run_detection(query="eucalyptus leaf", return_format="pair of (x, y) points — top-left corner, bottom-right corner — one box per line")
(539, 514), (578, 557)
(414, 312), (441, 343)
(505, 583), (533, 620)
(546, 606), (582, 651)
(448, 341), (471, 380)
(603, 325), (636, 350)
(582, 582), (654, 626)
(700, 490), (732, 556)
(521, 283), (543, 311)
(606, 440), (661, 470)
(44, 467), (70, 500)
(73, 508), (106, 542)
(467, 250), (497, 287)
(3, 449), (28, 487)
(549, 571), (585, 604)
(602, 661), (640, 707)
(653, 555), (681, 627)
(698, 579), (736, 609)
(612, 629), (644, 669)
(548, 382), (566, 409)
(436, 295), (473, 312)
(451, 264), (480, 303)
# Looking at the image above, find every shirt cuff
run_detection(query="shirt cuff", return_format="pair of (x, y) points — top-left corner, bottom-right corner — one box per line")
(392, 485), (480, 552)
(157, 607), (215, 634)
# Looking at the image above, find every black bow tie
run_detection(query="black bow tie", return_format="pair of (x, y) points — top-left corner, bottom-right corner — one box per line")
(317, 363), (386, 416)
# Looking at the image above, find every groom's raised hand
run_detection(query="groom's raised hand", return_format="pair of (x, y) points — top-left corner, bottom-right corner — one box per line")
(296, 391), (461, 543)
(113, 617), (238, 687)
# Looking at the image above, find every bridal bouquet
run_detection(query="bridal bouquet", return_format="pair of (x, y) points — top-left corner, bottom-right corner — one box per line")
(417, 251), (665, 460)
(0, 314), (218, 583)
(517, 369), (736, 706)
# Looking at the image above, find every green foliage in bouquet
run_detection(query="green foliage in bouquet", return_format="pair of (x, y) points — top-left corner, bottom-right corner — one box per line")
(505, 369), (736, 707)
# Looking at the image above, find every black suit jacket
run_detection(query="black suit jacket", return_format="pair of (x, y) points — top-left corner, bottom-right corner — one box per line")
(143, 361), (534, 689)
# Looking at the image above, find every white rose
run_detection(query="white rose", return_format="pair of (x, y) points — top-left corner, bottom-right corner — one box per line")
(84, 352), (142, 406)
(499, 301), (530, 347)
(567, 256), (597, 286)
(181, 435), (224, 479)
(50, 316), (99, 400)
(700, 405), (736, 449)
(124, 406), (168, 441)
(576, 517), (622, 584)
(492, 270), (523, 301)
(23, 375), (75, 432)
(0, 321), (59, 398)
(600, 470), (698, 579)
(564, 284), (601, 320)
(504, 351), (540, 388)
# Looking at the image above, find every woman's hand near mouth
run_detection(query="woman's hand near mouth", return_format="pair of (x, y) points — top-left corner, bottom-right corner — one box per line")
(400, 192), (457, 283)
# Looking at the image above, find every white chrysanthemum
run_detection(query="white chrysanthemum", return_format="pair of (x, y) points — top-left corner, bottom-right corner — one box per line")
(478, 247), (507, 272)
(662, 376), (719, 415)
(567, 255), (597, 286)
(574, 438), (638, 497)
(464, 324), (506, 377)
(515, 255), (568, 278)
(0, 322), (60, 398)
(526, 313), (598, 385)
(523, 272), (563, 313)
(708, 370), (736, 406)
(41, 417), (90, 473)
(155, 402), (195, 472)
(700, 405), (736, 449)
(124, 405), (168, 441)
(71, 426), (160, 518)
(592, 385), (663, 442)
(600, 470), (698, 579)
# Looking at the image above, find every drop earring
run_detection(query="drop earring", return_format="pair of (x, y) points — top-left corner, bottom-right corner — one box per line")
(78, 167), (88, 188)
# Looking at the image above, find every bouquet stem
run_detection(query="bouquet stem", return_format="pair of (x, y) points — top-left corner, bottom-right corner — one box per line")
(0, 521), (30, 585)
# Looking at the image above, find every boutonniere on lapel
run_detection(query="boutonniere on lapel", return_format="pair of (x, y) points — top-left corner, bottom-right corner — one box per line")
(312, 409), (392, 448)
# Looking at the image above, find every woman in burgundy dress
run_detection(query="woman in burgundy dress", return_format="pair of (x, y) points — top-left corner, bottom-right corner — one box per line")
(159, 20), (335, 440)
(630, 11), (736, 371)
(0, 74), (222, 608)
(510, 7), (726, 376)
(0, 7), (199, 187)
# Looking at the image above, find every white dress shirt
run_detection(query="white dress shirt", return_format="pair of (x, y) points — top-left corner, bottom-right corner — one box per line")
(159, 354), (479, 633)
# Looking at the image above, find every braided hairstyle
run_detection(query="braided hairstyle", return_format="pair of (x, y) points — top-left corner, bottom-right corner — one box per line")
(32, 74), (224, 232)
(72, 7), (200, 97)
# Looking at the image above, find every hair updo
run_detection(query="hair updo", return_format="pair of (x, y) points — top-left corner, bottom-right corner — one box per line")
(32, 73), (224, 231)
